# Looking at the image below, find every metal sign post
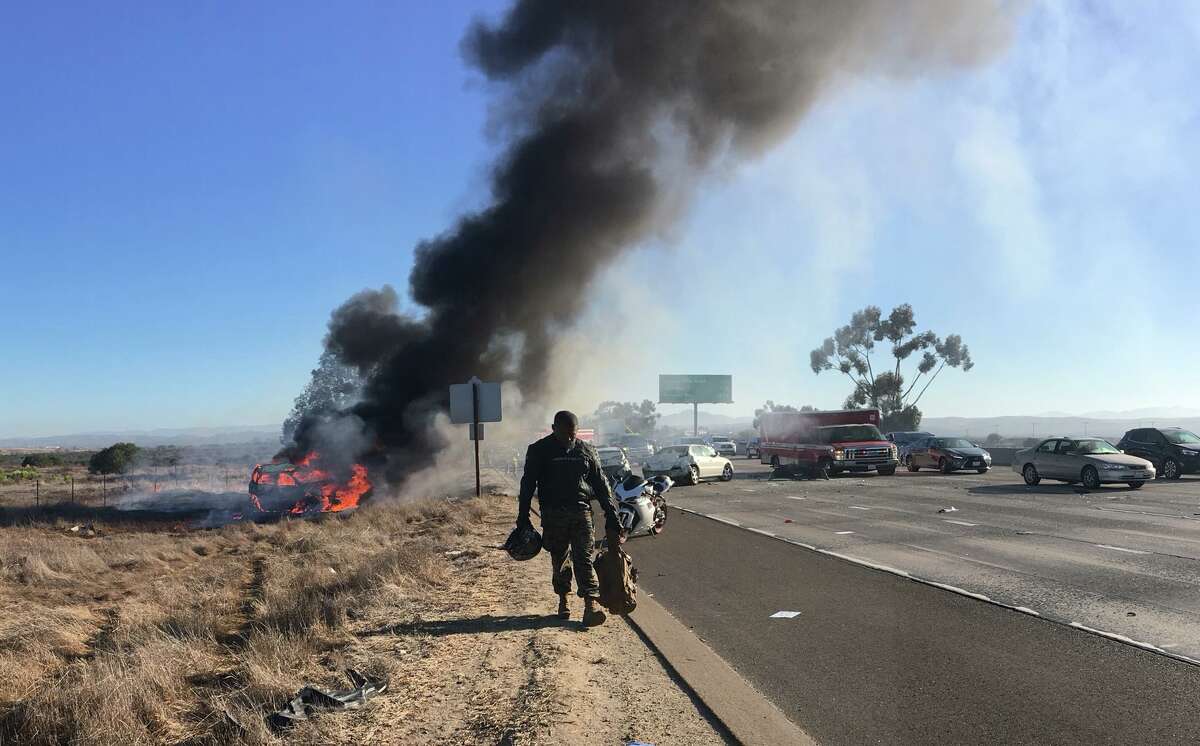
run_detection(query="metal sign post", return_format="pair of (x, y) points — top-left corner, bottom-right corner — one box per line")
(471, 381), (481, 498)
(449, 377), (503, 499)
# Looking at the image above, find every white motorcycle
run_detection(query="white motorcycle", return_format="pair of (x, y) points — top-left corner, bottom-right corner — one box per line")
(610, 470), (672, 538)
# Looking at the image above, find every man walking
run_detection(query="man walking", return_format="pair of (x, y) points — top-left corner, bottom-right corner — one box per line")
(517, 410), (623, 627)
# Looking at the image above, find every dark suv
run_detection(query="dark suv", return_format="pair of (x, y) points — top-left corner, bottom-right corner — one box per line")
(1116, 427), (1200, 479)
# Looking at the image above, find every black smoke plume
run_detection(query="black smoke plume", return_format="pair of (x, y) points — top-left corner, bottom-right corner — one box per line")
(288, 0), (1018, 483)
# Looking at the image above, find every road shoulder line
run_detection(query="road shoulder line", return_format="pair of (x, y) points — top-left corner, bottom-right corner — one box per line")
(624, 592), (817, 746)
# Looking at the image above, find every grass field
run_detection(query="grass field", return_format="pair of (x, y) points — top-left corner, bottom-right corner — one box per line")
(0, 493), (488, 744)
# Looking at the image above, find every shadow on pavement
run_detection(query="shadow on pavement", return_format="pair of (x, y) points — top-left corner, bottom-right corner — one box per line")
(357, 613), (566, 638)
(967, 483), (1138, 496)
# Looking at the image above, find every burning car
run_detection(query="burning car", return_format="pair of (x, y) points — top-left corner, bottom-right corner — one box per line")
(249, 452), (371, 516)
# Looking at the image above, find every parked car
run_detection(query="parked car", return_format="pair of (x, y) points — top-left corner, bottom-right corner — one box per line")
(1116, 427), (1200, 480)
(1013, 437), (1154, 489)
(596, 446), (632, 481)
(907, 436), (992, 473)
(886, 431), (935, 466)
(746, 437), (761, 460)
(708, 436), (737, 457)
(643, 444), (733, 485)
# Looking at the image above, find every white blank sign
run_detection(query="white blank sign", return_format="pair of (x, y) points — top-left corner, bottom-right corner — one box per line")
(449, 380), (502, 424)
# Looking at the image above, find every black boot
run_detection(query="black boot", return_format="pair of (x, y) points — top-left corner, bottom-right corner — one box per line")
(556, 594), (570, 620)
(582, 597), (607, 628)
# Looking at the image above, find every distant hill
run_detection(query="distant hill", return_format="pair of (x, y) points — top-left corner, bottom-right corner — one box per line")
(921, 415), (1200, 441)
(0, 425), (281, 450)
(657, 410), (754, 430)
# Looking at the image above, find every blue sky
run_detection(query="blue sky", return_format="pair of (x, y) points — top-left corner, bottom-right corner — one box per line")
(4, 1), (1200, 437)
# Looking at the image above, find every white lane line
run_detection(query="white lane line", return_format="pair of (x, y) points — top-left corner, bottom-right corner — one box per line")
(673, 505), (1200, 668)
(785, 496), (807, 501)
(706, 514), (742, 527)
(834, 531), (855, 535)
(849, 506), (871, 510)
(769, 610), (801, 619)
(1095, 544), (1150, 555)
(943, 519), (978, 527)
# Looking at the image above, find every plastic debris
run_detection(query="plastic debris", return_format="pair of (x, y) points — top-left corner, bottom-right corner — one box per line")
(268, 669), (388, 728)
(66, 523), (99, 538)
(937, 506), (958, 513)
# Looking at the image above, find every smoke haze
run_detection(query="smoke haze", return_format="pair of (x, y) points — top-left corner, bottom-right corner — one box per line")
(291, 1), (1019, 483)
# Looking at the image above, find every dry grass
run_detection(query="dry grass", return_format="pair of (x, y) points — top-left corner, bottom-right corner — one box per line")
(0, 495), (496, 745)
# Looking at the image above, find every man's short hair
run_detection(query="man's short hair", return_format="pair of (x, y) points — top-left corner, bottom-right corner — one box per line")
(553, 410), (578, 428)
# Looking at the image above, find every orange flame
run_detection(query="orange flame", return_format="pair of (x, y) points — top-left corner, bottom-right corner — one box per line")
(249, 452), (372, 515)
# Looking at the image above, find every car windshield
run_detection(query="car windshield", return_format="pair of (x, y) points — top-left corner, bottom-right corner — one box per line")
(819, 425), (883, 444)
(936, 438), (975, 449)
(660, 446), (689, 455)
(1163, 430), (1200, 444)
(1074, 439), (1121, 454)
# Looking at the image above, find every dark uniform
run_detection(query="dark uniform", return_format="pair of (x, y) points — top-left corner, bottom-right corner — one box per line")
(517, 434), (620, 598)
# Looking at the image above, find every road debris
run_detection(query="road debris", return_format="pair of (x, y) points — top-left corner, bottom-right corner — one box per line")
(268, 668), (388, 728)
(937, 507), (958, 513)
(66, 523), (99, 538)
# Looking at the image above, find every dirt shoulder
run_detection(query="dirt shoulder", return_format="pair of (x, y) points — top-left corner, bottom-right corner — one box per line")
(0, 491), (726, 745)
(340, 498), (729, 745)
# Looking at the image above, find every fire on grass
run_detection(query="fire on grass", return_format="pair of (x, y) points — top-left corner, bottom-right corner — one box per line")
(249, 451), (373, 516)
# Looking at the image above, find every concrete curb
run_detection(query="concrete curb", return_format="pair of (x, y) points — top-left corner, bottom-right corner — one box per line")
(624, 592), (817, 746)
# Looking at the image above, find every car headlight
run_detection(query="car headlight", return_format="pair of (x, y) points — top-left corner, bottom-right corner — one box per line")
(889, 444), (898, 458)
(1100, 463), (1126, 471)
(832, 448), (845, 461)
(982, 451), (991, 459)
(1182, 449), (1200, 457)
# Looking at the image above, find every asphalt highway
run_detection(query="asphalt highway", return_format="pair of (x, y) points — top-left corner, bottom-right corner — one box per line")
(621, 462), (1200, 744)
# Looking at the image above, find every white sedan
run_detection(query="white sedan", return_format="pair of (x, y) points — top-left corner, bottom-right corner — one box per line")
(643, 444), (733, 485)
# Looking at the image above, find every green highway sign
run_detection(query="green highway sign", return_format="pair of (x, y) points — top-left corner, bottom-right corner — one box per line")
(659, 374), (733, 404)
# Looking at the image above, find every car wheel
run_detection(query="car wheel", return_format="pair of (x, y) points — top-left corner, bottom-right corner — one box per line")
(907, 460), (920, 472)
(939, 457), (953, 474)
(976, 467), (989, 474)
(687, 465), (700, 485)
(1023, 464), (1041, 486)
(721, 463), (734, 481)
(1127, 481), (1144, 489)
(901, 453), (911, 467)
(1081, 466), (1101, 490)
(1162, 458), (1181, 480)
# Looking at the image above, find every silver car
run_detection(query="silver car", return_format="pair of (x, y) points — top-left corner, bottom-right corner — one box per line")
(1012, 437), (1155, 489)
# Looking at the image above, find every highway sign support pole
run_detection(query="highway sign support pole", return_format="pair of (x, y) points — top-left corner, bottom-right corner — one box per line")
(693, 402), (699, 436)
(472, 381), (481, 499)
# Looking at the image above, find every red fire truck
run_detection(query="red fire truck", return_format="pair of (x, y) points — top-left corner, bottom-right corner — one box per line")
(758, 408), (898, 476)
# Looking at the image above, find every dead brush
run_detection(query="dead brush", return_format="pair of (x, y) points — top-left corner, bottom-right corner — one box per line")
(0, 494), (486, 744)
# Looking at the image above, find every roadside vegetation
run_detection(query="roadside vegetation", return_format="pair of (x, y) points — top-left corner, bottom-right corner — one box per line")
(0, 497), (488, 744)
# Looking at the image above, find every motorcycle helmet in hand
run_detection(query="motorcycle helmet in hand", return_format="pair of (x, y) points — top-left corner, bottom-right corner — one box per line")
(503, 524), (542, 561)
